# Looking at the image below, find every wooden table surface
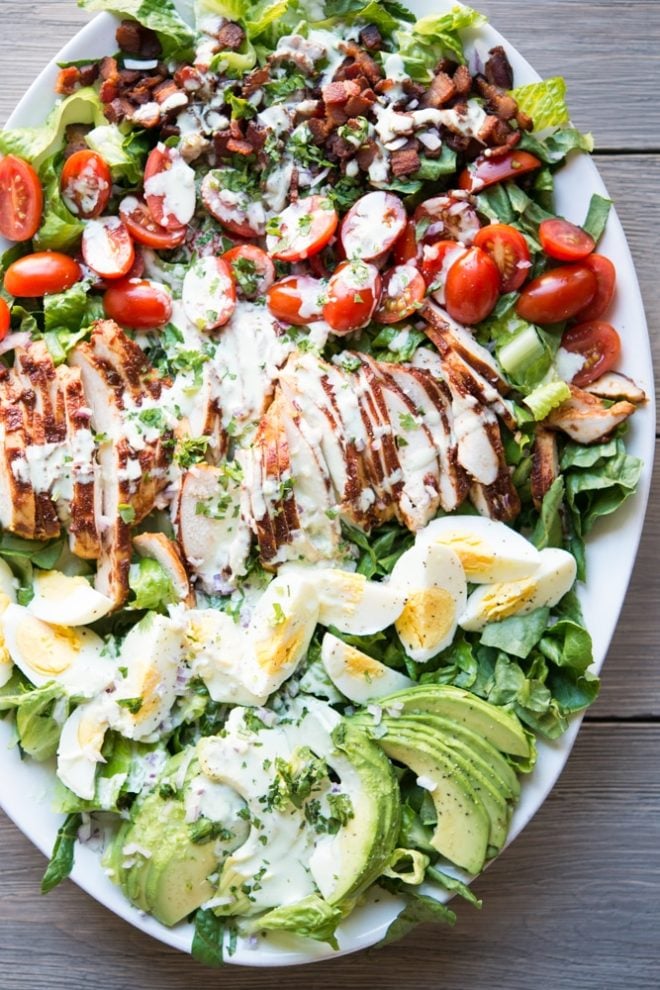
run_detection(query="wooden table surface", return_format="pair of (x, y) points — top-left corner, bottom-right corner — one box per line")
(1, 2), (659, 988)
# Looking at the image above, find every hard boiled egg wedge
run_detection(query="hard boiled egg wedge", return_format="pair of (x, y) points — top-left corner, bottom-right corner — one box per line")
(459, 547), (577, 632)
(280, 564), (406, 635)
(185, 608), (262, 706)
(1, 604), (113, 696)
(112, 612), (185, 741)
(0, 559), (17, 688)
(247, 571), (320, 703)
(391, 542), (467, 663)
(57, 698), (114, 800)
(321, 633), (413, 703)
(417, 515), (541, 584)
(28, 570), (114, 626)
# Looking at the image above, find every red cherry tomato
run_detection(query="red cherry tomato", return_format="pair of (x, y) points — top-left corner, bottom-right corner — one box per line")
(516, 264), (597, 325)
(560, 321), (622, 388)
(572, 254), (616, 322)
(144, 144), (196, 230)
(267, 275), (324, 326)
(0, 298), (10, 340)
(340, 191), (407, 262)
(323, 260), (382, 334)
(458, 151), (542, 193)
(182, 256), (236, 331)
(420, 240), (468, 292)
(0, 156), (43, 242)
(473, 223), (531, 293)
(374, 265), (426, 324)
(4, 251), (82, 297)
(539, 218), (596, 262)
(413, 193), (481, 245)
(222, 244), (275, 300)
(201, 169), (265, 238)
(119, 196), (186, 250)
(393, 220), (421, 266)
(267, 196), (338, 262)
(445, 246), (501, 325)
(82, 217), (135, 279)
(60, 150), (112, 221)
(103, 278), (173, 329)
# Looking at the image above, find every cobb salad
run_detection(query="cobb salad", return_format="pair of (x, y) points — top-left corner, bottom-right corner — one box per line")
(0, 0), (647, 963)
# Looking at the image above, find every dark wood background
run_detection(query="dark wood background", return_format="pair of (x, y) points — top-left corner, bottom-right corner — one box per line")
(1, 2), (658, 987)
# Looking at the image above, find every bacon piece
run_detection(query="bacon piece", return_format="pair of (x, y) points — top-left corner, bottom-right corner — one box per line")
(452, 64), (473, 97)
(55, 67), (81, 95)
(359, 24), (383, 51)
(217, 22), (245, 51)
(116, 19), (161, 59)
(390, 144), (421, 177)
(485, 46), (514, 90)
(531, 427), (559, 511)
(421, 71), (456, 109)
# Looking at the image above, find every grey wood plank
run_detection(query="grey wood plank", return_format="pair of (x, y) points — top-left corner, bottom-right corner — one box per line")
(0, 724), (657, 989)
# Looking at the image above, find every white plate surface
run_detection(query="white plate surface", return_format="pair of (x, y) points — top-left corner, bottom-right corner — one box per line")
(0, 0), (655, 967)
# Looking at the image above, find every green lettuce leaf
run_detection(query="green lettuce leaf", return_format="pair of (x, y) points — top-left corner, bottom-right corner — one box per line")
(85, 125), (150, 184)
(191, 909), (233, 967)
(41, 813), (82, 894)
(248, 895), (343, 948)
(0, 88), (106, 168)
(426, 866), (483, 909)
(562, 438), (643, 535)
(519, 127), (594, 165)
(511, 77), (570, 132)
(523, 380), (571, 420)
(582, 193), (612, 243)
(128, 558), (177, 611)
(396, 5), (486, 81)
(377, 877), (456, 945)
(479, 608), (550, 660)
(34, 157), (85, 252)
(78, 0), (195, 60)
(0, 681), (70, 761)
(531, 476), (565, 551)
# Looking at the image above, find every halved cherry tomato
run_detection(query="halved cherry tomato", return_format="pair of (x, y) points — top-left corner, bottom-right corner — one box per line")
(458, 151), (542, 193)
(144, 144), (196, 230)
(445, 246), (501, 325)
(572, 254), (616, 322)
(60, 150), (112, 220)
(82, 217), (135, 279)
(474, 223), (531, 293)
(393, 219), (420, 265)
(516, 264), (597, 325)
(539, 218), (595, 262)
(413, 192), (481, 245)
(119, 196), (186, 250)
(201, 168), (265, 238)
(182, 256), (236, 330)
(374, 265), (426, 324)
(267, 196), (338, 262)
(323, 260), (382, 334)
(266, 275), (324, 326)
(340, 192), (407, 262)
(4, 251), (82, 297)
(0, 155), (43, 242)
(222, 244), (275, 300)
(560, 320), (621, 387)
(0, 298), (10, 341)
(420, 240), (468, 292)
(103, 278), (173, 329)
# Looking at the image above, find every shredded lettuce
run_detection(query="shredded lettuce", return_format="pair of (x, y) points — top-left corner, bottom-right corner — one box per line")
(511, 77), (570, 132)
(0, 88), (106, 168)
(78, 0), (195, 60)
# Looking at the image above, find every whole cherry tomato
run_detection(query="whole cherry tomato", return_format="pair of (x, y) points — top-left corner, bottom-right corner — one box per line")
(4, 251), (82, 296)
(103, 278), (173, 329)
(572, 254), (616, 322)
(0, 298), (10, 340)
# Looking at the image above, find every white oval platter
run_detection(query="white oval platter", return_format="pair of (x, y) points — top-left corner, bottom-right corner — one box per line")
(0, 0), (655, 968)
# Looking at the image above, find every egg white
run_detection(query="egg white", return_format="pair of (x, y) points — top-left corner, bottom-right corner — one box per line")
(185, 608), (261, 706)
(28, 570), (114, 626)
(459, 547), (578, 632)
(320, 633), (413, 704)
(57, 698), (114, 800)
(391, 542), (467, 663)
(417, 515), (541, 584)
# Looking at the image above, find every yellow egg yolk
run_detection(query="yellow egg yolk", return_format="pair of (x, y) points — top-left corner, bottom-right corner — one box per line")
(396, 588), (456, 652)
(16, 618), (82, 676)
(477, 578), (539, 621)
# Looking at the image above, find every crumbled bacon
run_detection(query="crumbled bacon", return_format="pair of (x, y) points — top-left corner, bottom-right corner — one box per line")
(485, 45), (514, 90)
(216, 22), (246, 51)
(453, 64), (473, 97)
(390, 142), (421, 177)
(475, 76), (519, 121)
(63, 124), (93, 160)
(242, 64), (270, 97)
(116, 19), (161, 59)
(55, 67), (81, 95)
(420, 71), (456, 108)
(359, 24), (383, 51)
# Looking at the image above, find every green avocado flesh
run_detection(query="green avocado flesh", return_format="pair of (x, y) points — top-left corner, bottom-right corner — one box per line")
(377, 685), (532, 758)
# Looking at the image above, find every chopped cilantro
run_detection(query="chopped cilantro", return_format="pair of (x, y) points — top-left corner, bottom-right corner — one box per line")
(117, 697), (143, 714)
(118, 503), (136, 524)
(174, 436), (211, 469)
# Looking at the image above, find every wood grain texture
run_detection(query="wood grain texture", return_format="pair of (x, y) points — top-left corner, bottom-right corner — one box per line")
(0, 2), (658, 988)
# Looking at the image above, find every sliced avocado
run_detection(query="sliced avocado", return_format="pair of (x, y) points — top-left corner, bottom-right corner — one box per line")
(375, 733), (490, 875)
(377, 685), (532, 758)
(315, 721), (401, 906)
(387, 723), (511, 852)
(390, 714), (520, 801)
(105, 750), (247, 926)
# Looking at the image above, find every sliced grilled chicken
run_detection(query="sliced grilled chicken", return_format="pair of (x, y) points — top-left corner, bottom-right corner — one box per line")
(57, 365), (101, 559)
(531, 426), (559, 511)
(389, 363), (469, 513)
(354, 357), (402, 525)
(133, 531), (196, 606)
(546, 385), (637, 444)
(422, 300), (510, 394)
(584, 372), (647, 405)
(94, 438), (135, 605)
(176, 361), (225, 463)
(176, 462), (251, 593)
(0, 373), (40, 539)
(86, 319), (163, 403)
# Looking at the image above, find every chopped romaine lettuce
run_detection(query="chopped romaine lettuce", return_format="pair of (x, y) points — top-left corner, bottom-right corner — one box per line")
(511, 76), (570, 132)
(34, 156), (85, 251)
(396, 5), (486, 81)
(78, 0), (195, 60)
(41, 813), (82, 894)
(128, 558), (178, 611)
(523, 380), (571, 420)
(85, 125), (150, 184)
(582, 193), (613, 243)
(246, 894), (343, 948)
(0, 680), (70, 761)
